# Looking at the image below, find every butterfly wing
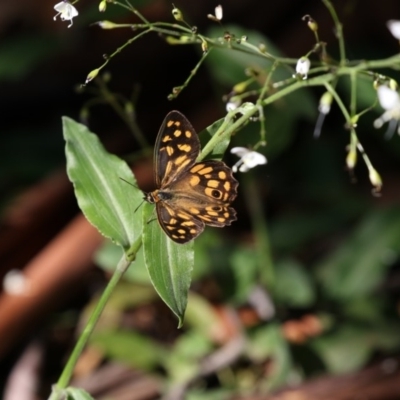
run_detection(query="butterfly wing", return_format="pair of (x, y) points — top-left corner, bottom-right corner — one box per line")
(156, 202), (205, 243)
(154, 110), (200, 188)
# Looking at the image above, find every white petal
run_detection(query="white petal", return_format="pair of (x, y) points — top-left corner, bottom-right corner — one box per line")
(387, 20), (400, 40)
(230, 147), (251, 157)
(54, 2), (78, 20)
(242, 152), (267, 168)
(377, 85), (400, 110)
(215, 5), (223, 20)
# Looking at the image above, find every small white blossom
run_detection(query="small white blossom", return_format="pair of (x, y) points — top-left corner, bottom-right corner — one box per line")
(207, 5), (223, 23)
(215, 5), (223, 21)
(226, 98), (241, 112)
(387, 20), (400, 40)
(294, 57), (310, 80)
(231, 147), (267, 173)
(53, 1), (78, 28)
(374, 85), (400, 138)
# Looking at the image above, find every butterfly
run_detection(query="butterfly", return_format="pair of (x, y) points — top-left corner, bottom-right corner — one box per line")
(144, 110), (238, 244)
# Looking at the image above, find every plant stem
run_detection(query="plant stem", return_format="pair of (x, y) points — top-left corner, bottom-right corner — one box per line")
(49, 237), (142, 399)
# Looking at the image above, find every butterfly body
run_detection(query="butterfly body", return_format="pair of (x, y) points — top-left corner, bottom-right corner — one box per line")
(145, 111), (238, 244)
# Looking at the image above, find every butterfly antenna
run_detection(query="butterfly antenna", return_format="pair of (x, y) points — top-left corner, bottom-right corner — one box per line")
(119, 177), (139, 189)
(119, 177), (144, 213)
(134, 199), (145, 213)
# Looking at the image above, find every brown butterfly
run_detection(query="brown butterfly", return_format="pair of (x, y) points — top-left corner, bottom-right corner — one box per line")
(144, 111), (238, 243)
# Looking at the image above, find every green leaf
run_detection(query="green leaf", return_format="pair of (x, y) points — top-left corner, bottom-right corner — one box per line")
(198, 118), (230, 159)
(63, 117), (142, 251)
(0, 34), (58, 81)
(142, 202), (194, 326)
(247, 324), (292, 390)
(316, 207), (400, 300)
(91, 329), (166, 370)
(274, 259), (315, 307)
(311, 326), (373, 374)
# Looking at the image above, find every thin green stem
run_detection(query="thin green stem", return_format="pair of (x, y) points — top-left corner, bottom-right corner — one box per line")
(49, 237), (142, 399)
(95, 79), (149, 149)
(350, 71), (357, 117)
(168, 49), (211, 100)
(322, 0), (346, 65)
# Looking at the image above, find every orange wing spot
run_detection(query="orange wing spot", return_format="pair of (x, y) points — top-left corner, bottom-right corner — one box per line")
(166, 146), (174, 156)
(190, 229), (197, 234)
(175, 155), (188, 165)
(200, 215), (212, 222)
(218, 217), (226, 223)
(174, 120), (181, 126)
(222, 193), (229, 202)
(177, 213), (191, 220)
(190, 164), (205, 173)
(189, 207), (200, 215)
(177, 144), (191, 152)
(173, 129), (182, 137)
(205, 174), (212, 179)
(166, 225), (175, 230)
(172, 234), (180, 240)
(178, 229), (186, 234)
(182, 220), (195, 226)
(162, 135), (173, 142)
(218, 171), (227, 179)
(224, 181), (231, 191)
(169, 218), (177, 225)
(185, 130), (192, 138)
(167, 120), (174, 127)
(190, 175), (200, 186)
(198, 166), (213, 175)
(207, 211), (218, 216)
(207, 180), (219, 188)
(224, 212), (230, 218)
(180, 159), (191, 170)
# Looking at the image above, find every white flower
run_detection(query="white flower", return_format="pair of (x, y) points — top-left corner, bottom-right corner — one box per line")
(53, 1), (78, 28)
(215, 5), (223, 21)
(230, 147), (267, 173)
(294, 57), (310, 80)
(207, 5), (223, 23)
(374, 85), (400, 138)
(387, 20), (400, 40)
(226, 98), (241, 112)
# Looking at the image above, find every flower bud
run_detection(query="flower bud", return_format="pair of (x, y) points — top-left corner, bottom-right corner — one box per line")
(85, 68), (100, 84)
(368, 167), (382, 191)
(99, 0), (107, 12)
(172, 5), (183, 22)
(97, 20), (118, 29)
(346, 148), (357, 169)
(318, 91), (332, 115)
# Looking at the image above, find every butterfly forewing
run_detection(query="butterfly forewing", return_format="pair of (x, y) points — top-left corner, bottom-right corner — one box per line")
(154, 110), (200, 188)
(147, 110), (238, 244)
